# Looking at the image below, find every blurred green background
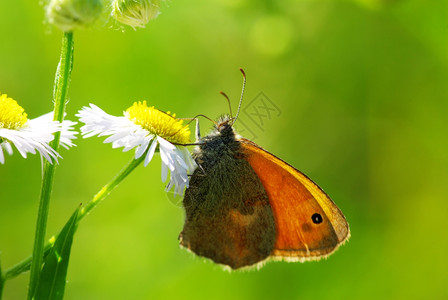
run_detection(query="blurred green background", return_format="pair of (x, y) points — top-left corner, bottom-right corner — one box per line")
(1, 0), (447, 299)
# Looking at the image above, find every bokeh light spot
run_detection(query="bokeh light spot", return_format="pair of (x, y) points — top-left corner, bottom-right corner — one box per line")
(250, 15), (294, 56)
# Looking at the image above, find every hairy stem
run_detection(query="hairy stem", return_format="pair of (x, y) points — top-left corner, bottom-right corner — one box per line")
(27, 31), (74, 300)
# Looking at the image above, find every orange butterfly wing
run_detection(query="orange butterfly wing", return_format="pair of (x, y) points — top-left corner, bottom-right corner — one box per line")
(240, 138), (350, 261)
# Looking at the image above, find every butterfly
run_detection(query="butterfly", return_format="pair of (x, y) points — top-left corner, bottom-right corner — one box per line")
(179, 70), (350, 269)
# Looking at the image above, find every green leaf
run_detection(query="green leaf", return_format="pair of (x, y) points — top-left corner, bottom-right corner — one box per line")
(35, 206), (80, 300)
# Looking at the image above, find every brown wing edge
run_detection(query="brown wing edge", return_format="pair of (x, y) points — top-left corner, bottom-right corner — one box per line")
(239, 138), (350, 263)
(180, 224), (350, 271)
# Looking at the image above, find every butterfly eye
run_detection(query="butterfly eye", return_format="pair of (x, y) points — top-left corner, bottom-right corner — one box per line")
(311, 213), (323, 224)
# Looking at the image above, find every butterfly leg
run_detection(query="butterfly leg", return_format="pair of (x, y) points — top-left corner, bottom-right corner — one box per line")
(176, 116), (201, 142)
(195, 117), (201, 141)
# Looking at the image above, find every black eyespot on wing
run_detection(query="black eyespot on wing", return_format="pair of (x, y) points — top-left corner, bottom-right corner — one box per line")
(311, 213), (323, 224)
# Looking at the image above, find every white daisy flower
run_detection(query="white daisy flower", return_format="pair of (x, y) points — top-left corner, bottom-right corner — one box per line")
(76, 102), (197, 195)
(0, 93), (77, 164)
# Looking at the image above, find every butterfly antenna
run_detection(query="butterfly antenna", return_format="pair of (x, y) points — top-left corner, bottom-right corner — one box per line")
(233, 68), (246, 124)
(168, 114), (217, 145)
(219, 91), (233, 119)
(181, 114), (217, 126)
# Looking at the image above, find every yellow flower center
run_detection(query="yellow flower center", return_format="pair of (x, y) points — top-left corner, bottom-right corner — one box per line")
(126, 101), (191, 144)
(0, 93), (28, 130)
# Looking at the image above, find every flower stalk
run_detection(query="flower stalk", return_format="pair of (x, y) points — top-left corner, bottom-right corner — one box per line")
(79, 155), (145, 220)
(27, 31), (74, 300)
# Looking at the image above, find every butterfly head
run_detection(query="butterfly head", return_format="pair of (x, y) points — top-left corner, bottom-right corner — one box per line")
(215, 115), (235, 135)
(196, 115), (238, 152)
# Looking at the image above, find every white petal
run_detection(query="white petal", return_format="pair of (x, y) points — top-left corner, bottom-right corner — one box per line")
(77, 104), (150, 155)
(0, 144), (5, 164)
(135, 135), (153, 159)
(159, 143), (175, 171)
(157, 136), (176, 151)
(4, 142), (13, 155)
(180, 147), (197, 173)
(162, 145), (195, 196)
(173, 148), (188, 170)
(59, 120), (78, 149)
(104, 130), (129, 144)
(144, 137), (158, 167)
(0, 122), (61, 163)
(161, 158), (168, 182)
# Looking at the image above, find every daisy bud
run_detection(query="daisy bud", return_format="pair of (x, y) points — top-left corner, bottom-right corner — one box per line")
(46, 0), (103, 32)
(112, 0), (161, 29)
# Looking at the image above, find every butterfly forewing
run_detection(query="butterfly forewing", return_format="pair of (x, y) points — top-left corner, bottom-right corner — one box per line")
(240, 138), (350, 260)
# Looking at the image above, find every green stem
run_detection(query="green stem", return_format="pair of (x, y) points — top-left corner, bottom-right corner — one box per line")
(78, 156), (145, 221)
(27, 31), (74, 300)
(3, 244), (52, 282)
(2, 156), (144, 284)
